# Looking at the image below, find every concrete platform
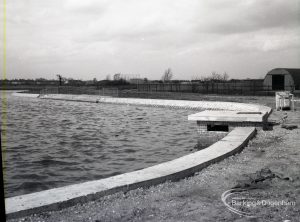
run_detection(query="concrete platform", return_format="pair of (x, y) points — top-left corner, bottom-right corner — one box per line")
(188, 110), (268, 123)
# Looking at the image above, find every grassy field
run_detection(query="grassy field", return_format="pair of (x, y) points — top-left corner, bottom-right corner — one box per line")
(7, 94), (300, 222)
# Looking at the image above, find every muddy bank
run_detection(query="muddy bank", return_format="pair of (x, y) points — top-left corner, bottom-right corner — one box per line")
(7, 96), (300, 222)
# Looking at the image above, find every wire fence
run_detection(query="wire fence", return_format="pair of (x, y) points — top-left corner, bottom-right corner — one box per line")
(136, 82), (277, 96)
(37, 82), (299, 97)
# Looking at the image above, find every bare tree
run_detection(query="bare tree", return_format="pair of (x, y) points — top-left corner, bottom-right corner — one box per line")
(192, 71), (229, 82)
(222, 72), (229, 81)
(191, 75), (208, 81)
(113, 73), (121, 81)
(211, 71), (223, 81)
(56, 74), (64, 86)
(211, 71), (230, 81)
(106, 74), (111, 81)
(161, 68), (173, 82)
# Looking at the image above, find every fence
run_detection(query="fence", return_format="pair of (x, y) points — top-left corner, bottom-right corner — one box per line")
(38, 82), (298, 97)
(136, 82), (276, 96)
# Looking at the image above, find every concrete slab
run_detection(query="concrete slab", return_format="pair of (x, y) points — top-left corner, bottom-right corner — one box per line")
(188, 110), (267, 123)
(220, 134), (247, 142)
(5, 127), (256, 219)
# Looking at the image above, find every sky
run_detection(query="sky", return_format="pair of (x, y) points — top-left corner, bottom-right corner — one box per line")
(2, 0), (300, 80)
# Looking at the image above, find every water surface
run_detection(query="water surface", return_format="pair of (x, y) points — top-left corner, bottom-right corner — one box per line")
(2, 92), (220, 197)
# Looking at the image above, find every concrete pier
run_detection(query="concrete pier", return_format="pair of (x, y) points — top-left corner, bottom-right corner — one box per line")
(188, 110), (269, 131)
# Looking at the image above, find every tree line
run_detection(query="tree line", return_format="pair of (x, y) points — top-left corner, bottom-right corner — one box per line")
(1, 68), (235, 87)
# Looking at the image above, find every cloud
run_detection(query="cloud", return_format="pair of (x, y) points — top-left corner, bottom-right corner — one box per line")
(4, 0), (300, 79)
(64, 0), (109, 15)
(196, 0), (300, 34)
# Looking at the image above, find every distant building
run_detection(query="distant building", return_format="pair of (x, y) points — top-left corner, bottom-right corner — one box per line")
(263, 68), (300, 91)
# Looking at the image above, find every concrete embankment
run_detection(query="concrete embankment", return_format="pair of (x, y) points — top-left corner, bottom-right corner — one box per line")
(13, 93), (271, 114)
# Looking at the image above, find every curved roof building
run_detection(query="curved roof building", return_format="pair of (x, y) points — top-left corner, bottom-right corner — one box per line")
(263, 68), (300, 91)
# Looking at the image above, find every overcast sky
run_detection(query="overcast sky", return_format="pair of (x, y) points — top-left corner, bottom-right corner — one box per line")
(2, 0), (300, 80)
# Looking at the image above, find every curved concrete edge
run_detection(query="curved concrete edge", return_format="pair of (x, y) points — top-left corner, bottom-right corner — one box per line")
(11, 92), (40, 98)
(97, 97), (271, 114)
(13, 93), (272, 114)
(5, 127), (256, 219)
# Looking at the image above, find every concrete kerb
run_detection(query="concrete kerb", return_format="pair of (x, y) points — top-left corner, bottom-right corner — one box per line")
(6, 93), (269, 219)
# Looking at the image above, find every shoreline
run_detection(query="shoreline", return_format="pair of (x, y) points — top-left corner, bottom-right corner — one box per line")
(13, 92), (272, 113)
(6, 93), (270, 219)
(7, 93), (300, 221)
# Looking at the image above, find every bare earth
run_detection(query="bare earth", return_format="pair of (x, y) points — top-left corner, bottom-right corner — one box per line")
(8, 95), (300, 222)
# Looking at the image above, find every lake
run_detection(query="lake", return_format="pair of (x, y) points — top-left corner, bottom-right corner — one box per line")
(1, 92), (221, 197)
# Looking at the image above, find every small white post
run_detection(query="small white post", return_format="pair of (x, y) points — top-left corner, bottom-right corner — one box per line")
(291, 94), (295, 111)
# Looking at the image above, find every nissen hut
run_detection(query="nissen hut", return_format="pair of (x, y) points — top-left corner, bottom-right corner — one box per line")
(263, 68), (300, 91)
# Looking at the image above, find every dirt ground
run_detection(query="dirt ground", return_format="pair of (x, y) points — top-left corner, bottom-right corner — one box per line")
(7, 95), (300, 222)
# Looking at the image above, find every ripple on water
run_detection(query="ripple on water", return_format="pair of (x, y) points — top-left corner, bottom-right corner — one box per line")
(123, 148), (137, 153)
(16, 182), (50, 193)
(11, 173), (48, 180)
(3, 93), (223, 197)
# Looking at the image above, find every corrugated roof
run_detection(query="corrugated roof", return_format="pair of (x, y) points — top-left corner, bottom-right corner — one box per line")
(283, 68), (300, 85)
(268, 68), (300, 85)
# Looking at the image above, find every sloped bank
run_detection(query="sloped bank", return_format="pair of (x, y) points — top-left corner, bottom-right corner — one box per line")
(13, 93), (272, 113)
(6, 93), (271, 219)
